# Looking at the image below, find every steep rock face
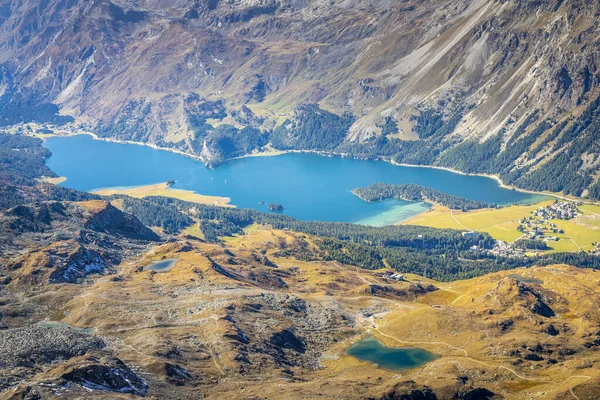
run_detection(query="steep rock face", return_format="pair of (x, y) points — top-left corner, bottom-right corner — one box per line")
(377, 382), (496, 400)
(486, 278), (560, 319)
(3, 202), (67, 234)
(46, 243), (108, 284)
(0, 201), (159, 285)
(83, 201), (160, 241)
(1, 0), (600, 194)
(0, 327), (146, 396)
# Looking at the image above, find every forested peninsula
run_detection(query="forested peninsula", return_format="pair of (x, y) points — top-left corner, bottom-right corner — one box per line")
(352, 183), (494, 211)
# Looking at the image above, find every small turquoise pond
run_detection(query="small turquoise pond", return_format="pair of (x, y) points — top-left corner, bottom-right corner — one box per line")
(346, 336), (439, 371)
(507, 274), (543, 285)
(37, 321), (95, 334)
(144, 259), (177, 272)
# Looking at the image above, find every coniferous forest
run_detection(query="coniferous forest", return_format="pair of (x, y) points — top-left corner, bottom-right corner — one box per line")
(352, 183), (493, 211)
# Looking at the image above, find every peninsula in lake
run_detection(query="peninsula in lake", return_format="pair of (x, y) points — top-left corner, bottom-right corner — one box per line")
(352, 183), (497, 211)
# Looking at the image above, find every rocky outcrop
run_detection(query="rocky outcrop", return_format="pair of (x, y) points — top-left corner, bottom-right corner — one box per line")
(377, 383), (496, 400)
(84, 201), (160, 242)
(487, 278), (560, 319)
(2, 202), (67, 235)
(0, 326), (104, 370)
(0, 326), (146, 395)
(59, 356), (148, 396)
(222, 293), (354, 371)
(269, 329), (306, 354)
(164, 363), (193, 386)
(47, 244), (107, 284)
(0, 201), (159, 285)
(209, 255), (288, 290)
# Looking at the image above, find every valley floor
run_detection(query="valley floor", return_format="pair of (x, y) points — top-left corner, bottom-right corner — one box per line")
(402, 201), (600, 253)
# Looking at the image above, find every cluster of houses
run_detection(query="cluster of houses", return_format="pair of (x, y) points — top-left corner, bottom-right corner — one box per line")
(532, 201), (580, 220)
(518, 201), (581, 241)
(489, 241), (526, 258)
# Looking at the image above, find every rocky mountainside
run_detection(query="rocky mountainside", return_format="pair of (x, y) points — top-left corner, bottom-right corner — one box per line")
(1, 0), (600, 196)
(0, 200), (159, 285)
(1, 216), (599, 399)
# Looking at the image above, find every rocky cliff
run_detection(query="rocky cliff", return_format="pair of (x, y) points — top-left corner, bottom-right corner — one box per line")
(0, 200), (159, 285)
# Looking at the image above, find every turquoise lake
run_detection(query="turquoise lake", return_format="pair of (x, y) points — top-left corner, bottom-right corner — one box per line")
(346, 336), (439, 371)
(144, 259), (177, 272)
(44, 135), (545, 225)
(507, 274), (544, 285)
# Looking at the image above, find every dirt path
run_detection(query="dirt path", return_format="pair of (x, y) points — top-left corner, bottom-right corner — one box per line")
(373, 325), (468, 357)
(565, 375), (592, 400)
(372, 323), (551, 382)
(451, 210), (471, 230)
(207, 315), (226, 376)
(331, 261), (377, 285)
(512, 234), (526, 244)
(372, 322), (598, 398)
(562, 230), (583, 251)
(355, 267), (376, 285)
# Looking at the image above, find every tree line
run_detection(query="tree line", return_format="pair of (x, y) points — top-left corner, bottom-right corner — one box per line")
(0, 133), (57, 186)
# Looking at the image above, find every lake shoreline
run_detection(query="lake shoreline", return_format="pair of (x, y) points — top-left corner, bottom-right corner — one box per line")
(43, 133), (559, 227)
(92, 182), (234, 208)
(43, 131), (584, 206)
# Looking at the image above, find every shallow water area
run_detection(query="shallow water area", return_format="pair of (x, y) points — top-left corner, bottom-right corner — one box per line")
(37, 320), (95, 334)
(144, 259), (177, 272)
(507, 274), (544, 285)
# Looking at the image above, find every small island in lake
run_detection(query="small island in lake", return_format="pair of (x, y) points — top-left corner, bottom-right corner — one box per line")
(352, 183), (494, 211)
(268, 203), (284, 212)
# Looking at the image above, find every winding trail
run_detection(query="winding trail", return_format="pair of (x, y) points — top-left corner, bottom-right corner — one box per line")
(566, 375), (592, 400)
(372, 322), (597, 397)
(355, 267), (376, 285)
(206, 315), (226, 376)
(373, 325), (468, 357)
(562, 230), (583, 251)
(371, 322), (551, 382)
(331, 261), (377, 285)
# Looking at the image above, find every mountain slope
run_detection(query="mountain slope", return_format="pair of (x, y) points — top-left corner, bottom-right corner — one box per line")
(1, 0), (600, 196)
(2, 223), (600, 399)
(0, 129), (599, 398)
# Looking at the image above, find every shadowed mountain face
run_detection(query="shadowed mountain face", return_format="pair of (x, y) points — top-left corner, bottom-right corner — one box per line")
(1, 0), (600, 194)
